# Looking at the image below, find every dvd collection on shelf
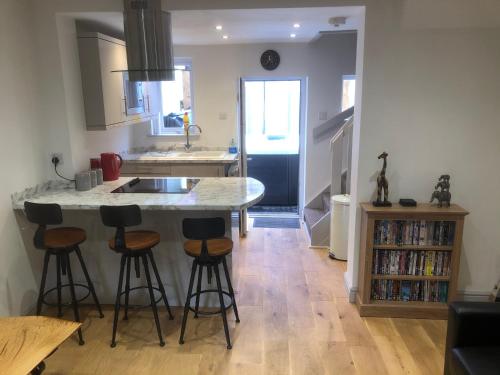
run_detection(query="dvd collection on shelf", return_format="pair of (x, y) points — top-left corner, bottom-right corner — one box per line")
(372, 250), (451, 276)
(374, 220), (455, 246)
(358, 203), (468, 317)
(371, 279), (449, 302)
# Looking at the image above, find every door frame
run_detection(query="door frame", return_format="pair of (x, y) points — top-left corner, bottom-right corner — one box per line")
(238, 76), (308, 216)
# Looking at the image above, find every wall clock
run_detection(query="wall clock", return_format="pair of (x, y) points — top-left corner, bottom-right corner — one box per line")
(260, 50), (280, 71)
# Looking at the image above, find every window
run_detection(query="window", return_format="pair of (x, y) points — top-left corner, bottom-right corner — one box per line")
(153, 59), (194, 135)
(244, 80), (301, 155)
(341, 75), (356, 111)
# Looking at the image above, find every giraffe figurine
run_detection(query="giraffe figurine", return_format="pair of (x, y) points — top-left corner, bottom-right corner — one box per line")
(373, 151), (392, 207)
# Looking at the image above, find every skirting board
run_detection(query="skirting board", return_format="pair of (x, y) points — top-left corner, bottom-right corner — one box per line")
(343, 273), (491, 304)
(344, 272), (358, 303)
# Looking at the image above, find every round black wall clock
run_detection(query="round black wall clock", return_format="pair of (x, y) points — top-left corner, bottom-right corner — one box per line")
(260, 50), (280, 71)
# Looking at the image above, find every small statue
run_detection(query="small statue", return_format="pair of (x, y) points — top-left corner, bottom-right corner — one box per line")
(430, 174), (451, 207)
(373, 151), (392, 207)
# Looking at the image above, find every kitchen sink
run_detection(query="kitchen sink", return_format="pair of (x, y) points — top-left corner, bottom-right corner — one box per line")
(138, 151), (227, 160)
(171, 151), (227, 158)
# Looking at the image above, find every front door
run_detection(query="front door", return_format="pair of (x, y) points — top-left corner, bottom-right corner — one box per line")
(241, 79), (302, 208)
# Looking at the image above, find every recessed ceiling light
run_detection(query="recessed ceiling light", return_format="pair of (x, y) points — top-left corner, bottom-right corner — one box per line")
(223, 35), (229, 39)
(216, 25), (222, 31)
(293, 23), (301, 28)
(290, 33), (296, 38)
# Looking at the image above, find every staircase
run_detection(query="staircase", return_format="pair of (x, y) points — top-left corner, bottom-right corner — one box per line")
(304, 109), (354, 247)
(303, 189), (331, 247)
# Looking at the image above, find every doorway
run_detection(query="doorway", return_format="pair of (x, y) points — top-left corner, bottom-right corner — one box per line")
(240, 78), (305, 215)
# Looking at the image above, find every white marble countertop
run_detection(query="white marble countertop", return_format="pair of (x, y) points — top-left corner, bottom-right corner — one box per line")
(12, 177), (264, 211)
(123, 150), (239, 164)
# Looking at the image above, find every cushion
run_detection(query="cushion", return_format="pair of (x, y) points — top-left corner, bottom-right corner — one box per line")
(451, 346), (500, 375)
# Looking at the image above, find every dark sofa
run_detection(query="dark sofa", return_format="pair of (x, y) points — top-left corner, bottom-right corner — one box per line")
(444, 302), (500, 375)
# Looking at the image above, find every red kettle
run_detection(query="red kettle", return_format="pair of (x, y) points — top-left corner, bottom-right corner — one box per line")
(100, 153), (123, 181)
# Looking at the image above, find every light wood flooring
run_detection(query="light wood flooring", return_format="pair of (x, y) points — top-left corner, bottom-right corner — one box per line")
(44, 224), (447, 374)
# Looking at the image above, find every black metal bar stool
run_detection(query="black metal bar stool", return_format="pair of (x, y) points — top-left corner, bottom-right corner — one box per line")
(100, 204), (173, 347)
(179, 217), (240, 349)
(24, 202), (104, 346)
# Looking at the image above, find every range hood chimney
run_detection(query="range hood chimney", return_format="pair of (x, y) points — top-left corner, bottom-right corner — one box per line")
(123, 0), (174, 81)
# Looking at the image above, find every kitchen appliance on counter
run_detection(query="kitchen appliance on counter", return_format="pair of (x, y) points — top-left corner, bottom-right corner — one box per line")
(112, 178), (200, 194)
(90, 158), (101, 169)
(101, 153), (123, 181)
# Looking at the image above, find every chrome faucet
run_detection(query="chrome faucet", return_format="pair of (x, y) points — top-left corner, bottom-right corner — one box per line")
(184, 125), (202, 150)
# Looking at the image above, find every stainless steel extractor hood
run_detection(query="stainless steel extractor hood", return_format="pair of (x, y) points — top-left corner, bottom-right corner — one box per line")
(123, 0), (174, 81)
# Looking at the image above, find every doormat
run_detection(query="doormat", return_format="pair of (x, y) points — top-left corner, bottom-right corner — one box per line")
(248, 205), (299, 214)
(253, 217), (301, 229)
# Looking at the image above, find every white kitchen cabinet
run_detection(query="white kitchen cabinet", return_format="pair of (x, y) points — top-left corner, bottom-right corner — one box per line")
(78, 32), (157, 130)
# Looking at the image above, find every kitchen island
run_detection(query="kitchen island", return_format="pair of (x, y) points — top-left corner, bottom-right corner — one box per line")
(12, 177), (264, 306)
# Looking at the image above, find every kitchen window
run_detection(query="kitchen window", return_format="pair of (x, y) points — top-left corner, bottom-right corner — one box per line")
(341, 75), (356, 111)
(152, 59), (194, 136)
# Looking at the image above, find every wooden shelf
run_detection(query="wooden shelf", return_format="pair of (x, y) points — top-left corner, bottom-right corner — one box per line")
(360, 202), (469, 216)
(373, 244), (454, 251)
(357, 202), (468, 319)
(370, 300), (447, 306)
(371, 274), (450, 281)
(356, 294), (448, 319)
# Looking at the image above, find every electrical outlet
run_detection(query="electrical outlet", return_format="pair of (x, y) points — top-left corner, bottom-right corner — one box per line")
(319, 111), (328, 121)
(51, 153), (63, 166)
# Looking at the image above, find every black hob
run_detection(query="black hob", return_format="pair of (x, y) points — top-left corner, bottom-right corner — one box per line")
(111, 178), (200, 194)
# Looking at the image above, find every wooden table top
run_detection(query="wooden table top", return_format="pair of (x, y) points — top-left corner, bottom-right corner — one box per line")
(0, 316), (81, 375)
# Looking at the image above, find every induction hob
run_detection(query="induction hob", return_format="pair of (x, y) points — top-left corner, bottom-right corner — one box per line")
(111, 178), (200, 194)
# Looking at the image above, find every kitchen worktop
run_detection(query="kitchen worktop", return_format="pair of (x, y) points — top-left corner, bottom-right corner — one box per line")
(12, 177), (264, 211)
(122, 150), (239, 164)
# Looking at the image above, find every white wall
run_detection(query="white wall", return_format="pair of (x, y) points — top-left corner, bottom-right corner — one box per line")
(304, 34), (357, 200)
(347, 4), (500, 298)
(133, 43), (310, 149)
(33, 1), (133, 177)
(131, 35), (357, 202)
(0, 0), (47, 315)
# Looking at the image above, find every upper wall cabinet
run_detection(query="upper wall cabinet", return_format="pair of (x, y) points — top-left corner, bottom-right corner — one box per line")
(77, 32), (156, 131)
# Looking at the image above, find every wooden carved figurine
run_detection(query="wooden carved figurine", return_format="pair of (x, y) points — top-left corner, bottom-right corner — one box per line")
(373, 151), (392, 207)
(430, 174), (451, 207)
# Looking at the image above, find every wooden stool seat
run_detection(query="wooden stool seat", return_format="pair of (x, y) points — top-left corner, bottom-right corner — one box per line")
(184, 238), (233, 257)
(108, 230), (160, 252)
(44, 227), (86, 249)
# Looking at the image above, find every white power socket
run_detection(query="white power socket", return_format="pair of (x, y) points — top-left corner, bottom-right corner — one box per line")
(51, 153), (63, 166)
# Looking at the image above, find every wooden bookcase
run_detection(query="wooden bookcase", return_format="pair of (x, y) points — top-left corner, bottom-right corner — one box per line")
(357, 203), (468, 319)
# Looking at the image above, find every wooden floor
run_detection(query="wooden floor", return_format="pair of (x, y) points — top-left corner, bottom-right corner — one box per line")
(44, 224), (447, 374)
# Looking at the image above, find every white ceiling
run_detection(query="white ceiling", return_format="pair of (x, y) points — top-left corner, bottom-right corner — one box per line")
(72, 7), (363, 45)
(170, 8), (363, 45)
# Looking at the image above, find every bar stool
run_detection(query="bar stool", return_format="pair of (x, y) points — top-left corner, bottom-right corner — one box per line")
(179, 217), (240, 349)
(24, 202), (104, 346)
(100, 205), (173, 347)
